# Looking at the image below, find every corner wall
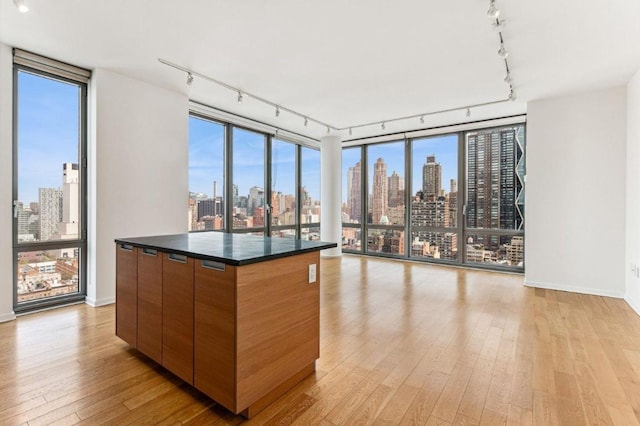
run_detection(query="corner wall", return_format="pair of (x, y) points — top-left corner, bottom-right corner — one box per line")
(87, 69), (188, 306)
(0, 43), (16, 322)
(525, 87), (627, 297)
(626, 69), (640, 313)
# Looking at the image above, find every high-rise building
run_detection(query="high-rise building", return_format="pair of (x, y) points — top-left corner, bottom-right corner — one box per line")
(372, 158), (387, 224)
(39, 187), (62, 242)
(56, 162), (79, 235)
(422, 155), (441, 200)
(347, 161), (361, 222)
(248, 186), (264, 216)
(197, 199), (216, 221)
(388, 171), (404, 208)
(232, 184), (239, 208)
(466, 128), (523, 231)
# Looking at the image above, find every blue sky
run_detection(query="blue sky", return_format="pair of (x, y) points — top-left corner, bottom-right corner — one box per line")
(17, 71), (80, 204)
(341, 134), (459, 203)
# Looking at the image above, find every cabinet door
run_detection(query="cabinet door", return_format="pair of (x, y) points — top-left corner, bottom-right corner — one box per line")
(235, 251), (320, 410)
(162, 253), (194, 385)
(194, 259), (236, 411)
(137, 247), (163, 364)
(115, 243), (137, 347)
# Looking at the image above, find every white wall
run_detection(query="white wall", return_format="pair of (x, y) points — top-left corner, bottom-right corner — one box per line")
(626, 69), (640, 312)
(87, 69), (188, 306)
(0, 43), (16, 322)
(526, 87), (627, 297)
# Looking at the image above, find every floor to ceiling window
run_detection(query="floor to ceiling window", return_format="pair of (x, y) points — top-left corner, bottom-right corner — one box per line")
(341, 147), (362, 251)
(410, 134), (460, 262)
(366, 140), (405, 256)
(188, 115), (225, 231)
(188, 111), (320, 239)
(271, 138), (297, 238)
(464, 125), (525, 268)
(342, 122), (526, 272)
(231, 127), (267, 235)
(13, 50), (90, 311)
(300, 146), (321, 240)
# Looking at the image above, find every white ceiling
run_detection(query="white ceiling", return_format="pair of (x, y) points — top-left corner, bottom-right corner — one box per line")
(1, 0), (639, 140)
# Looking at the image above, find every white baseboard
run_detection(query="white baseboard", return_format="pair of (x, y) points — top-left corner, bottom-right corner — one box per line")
(524, 280), (625, 299)
(625, 294), (640, 317)
(0, 311), (16, 323)
(85, 296), (115, 307)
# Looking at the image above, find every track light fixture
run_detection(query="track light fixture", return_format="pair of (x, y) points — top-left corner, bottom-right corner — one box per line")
(160, 55), (514, 139)
(492, 18), (505, 31)
(487, 0), (499, 19)
(498, 44), (509, 58)
(13, 0), (28, 13)
(489, 1), (517, 104)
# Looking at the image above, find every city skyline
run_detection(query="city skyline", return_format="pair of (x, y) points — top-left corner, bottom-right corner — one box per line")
(341, 134), (459, 204)
(189, 116), (321, 202)
(341, 126), (525, 267)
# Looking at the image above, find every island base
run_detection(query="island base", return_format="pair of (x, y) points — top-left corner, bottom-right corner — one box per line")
(240, 362), (315, 418)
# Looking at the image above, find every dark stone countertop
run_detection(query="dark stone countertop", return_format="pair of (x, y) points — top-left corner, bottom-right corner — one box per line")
(115, 232), (337, 266)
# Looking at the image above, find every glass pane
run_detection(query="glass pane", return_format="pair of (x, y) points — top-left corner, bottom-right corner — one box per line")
(16, 71), (81, 243)
(342, 227), (361, 251)
(411, 135), (458, 229)
(342, 147), (362, 224)
(17, 249), (79, 303)
(367, 141), (405, 225)
(272, 139), (296, 227)
(367, 229), (405, 255)
(465, 234), (524, 267)
(188, 116), (225, 231)
(410, 231), (458, 261)
(465, 125), (525, 231)
(232, 128), (265, 230)
(271, 228), (297, 239)
(301, 226), (320, 241)
(301, 147), (320, 225)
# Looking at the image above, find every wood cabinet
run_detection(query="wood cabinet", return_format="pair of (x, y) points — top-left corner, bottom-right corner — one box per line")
(194, 259), (236, 410)
(162, 253), (194, 385)
(193, 252), (319, 415)
(136, 247), (163, 364)
(114, 234), (330, 418)
(115, 243), (137, 348)
(235, 251), (320, 413)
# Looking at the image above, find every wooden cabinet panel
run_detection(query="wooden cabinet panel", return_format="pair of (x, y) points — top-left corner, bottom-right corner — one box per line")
(162, 253), (194, 385)
(194, 260), (237, 411)
(137, 248), (163, 364)
(235, 251), (320, 410)
(115, 244), (138, 348)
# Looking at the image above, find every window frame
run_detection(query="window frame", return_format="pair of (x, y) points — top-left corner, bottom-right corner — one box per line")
(341, 120), (526, 273)
(188, 111), (321, 239)
(12, 53), (89, 312)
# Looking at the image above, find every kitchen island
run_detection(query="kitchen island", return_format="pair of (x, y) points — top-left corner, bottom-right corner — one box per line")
(114, 232), (336, 418)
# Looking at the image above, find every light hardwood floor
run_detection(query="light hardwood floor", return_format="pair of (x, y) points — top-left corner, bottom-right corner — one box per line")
(2, 255), (640, 425)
